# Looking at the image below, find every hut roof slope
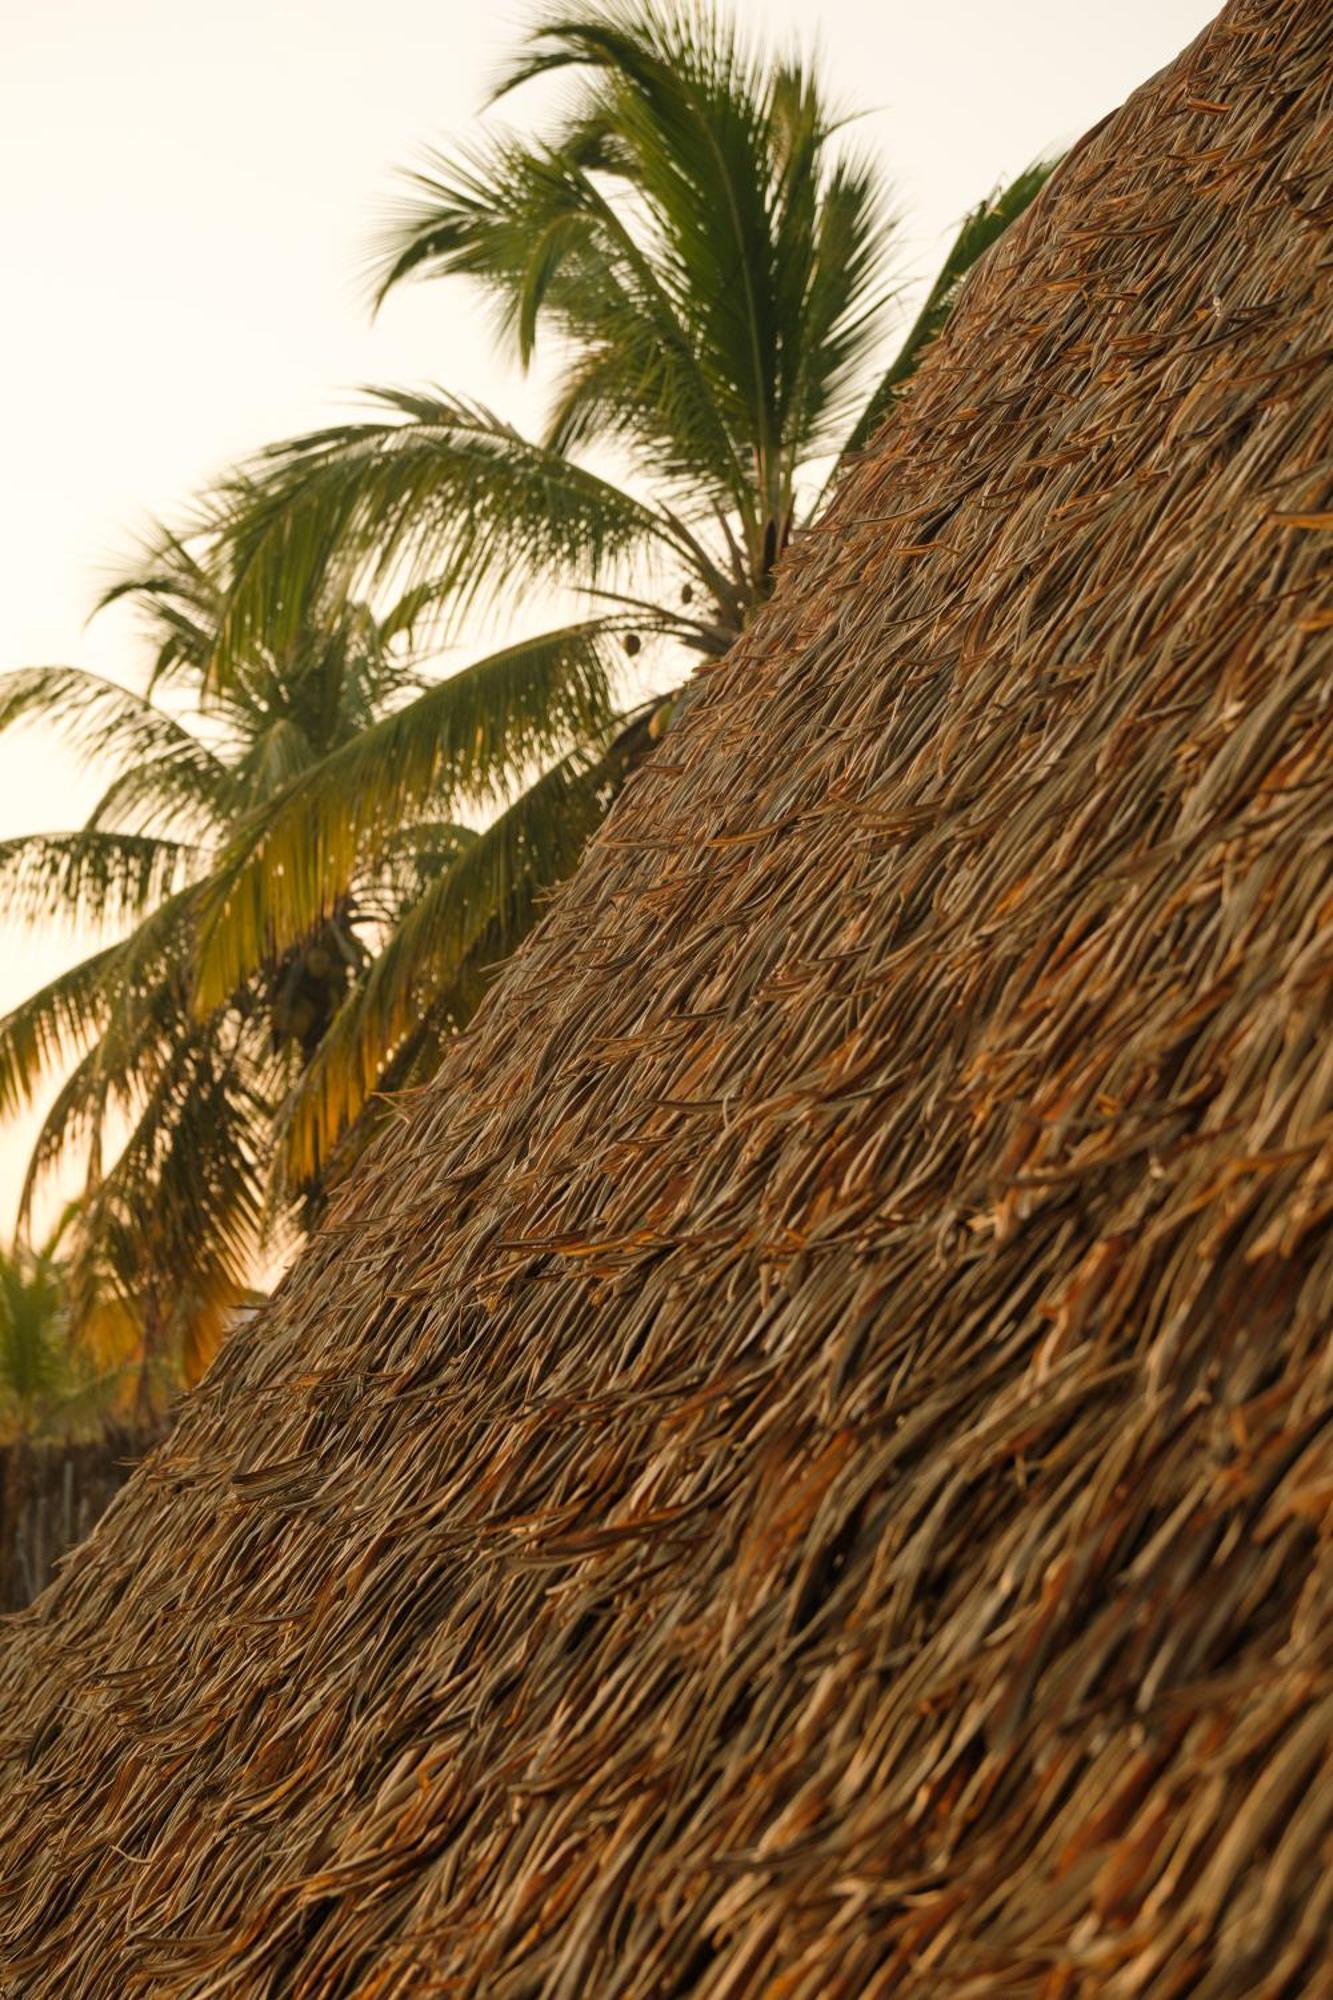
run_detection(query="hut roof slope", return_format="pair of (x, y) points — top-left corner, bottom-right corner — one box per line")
(3, 0), (1332, 1991)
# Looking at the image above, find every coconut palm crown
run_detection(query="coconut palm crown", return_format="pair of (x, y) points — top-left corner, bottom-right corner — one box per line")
(0, 530), (630, 1380)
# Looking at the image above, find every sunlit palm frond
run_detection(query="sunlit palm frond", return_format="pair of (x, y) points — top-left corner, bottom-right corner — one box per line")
(230, 717), (320, 805)
(16, 1045), (115, 1228)
(10, 885), (207, 1223)
(193, 621), (621, 1006)
(0, 944), (122, 1121)
(359, 819), (479, 922)
(278, 725), (644, 1181)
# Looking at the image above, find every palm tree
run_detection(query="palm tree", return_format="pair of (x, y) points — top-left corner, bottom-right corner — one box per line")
(0, 530), (622, 1384)
(188, 1), (1052, 1184)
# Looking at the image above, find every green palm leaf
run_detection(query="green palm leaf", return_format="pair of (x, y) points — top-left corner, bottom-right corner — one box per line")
(0, 944), (122, 1121)
(370, 3), (900, 602)
(0, 832), (195, 934)
(95, 527), (224, 691)
(213, 391), (680, 678)
(0, 1243), (67, 1417)
(359, 819), (480, 923)
(372, 135), (755, 515)
(506, 12), (894, 479)
(279, 725), (644, 1180)
(193, 621), (621, 1007)
(0, 665), (228, 801)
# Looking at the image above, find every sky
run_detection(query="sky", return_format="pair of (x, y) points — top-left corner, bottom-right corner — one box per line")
(0, 0), (1220, 1230)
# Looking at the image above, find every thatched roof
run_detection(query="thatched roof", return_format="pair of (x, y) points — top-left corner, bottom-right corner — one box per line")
(3, 0), (1332, 1989)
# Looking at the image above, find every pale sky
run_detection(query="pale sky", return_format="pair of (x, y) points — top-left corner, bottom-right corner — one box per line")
(0, 0), (1219, 1231)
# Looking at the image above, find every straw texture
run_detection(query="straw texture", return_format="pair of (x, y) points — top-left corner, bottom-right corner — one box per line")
(2, 0), (1332, 1989)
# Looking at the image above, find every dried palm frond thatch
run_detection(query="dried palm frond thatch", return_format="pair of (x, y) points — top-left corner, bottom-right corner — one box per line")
(2, 0), (1332, 1990)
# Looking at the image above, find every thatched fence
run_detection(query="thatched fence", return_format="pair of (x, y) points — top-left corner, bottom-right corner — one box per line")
(0, 1434), (154, 1614)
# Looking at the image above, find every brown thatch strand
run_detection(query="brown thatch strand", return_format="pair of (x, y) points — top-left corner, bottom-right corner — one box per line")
(3, 0), (1333, 1990)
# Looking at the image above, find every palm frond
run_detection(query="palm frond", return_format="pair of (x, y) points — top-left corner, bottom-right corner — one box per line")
(371, 134), (755, 516)
(67, 1020), (271, 1383)
(212, 391), (678, 679)
(81, 752), (230, 843)
(0, 832), (195, 934)
(0, 665), (228, 801)
(356, 820), (480, 927)
(192, 621), (621, 1007)
(95, 526), (225, 692)
(0, 1242), (68, 1419)
(0, 944), (122, 1121)
(496, 8), (896, 499)
(8, 888), (206, 1217)
(16, 1045), (113, 1227)
(279, 726), (643, 1181)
